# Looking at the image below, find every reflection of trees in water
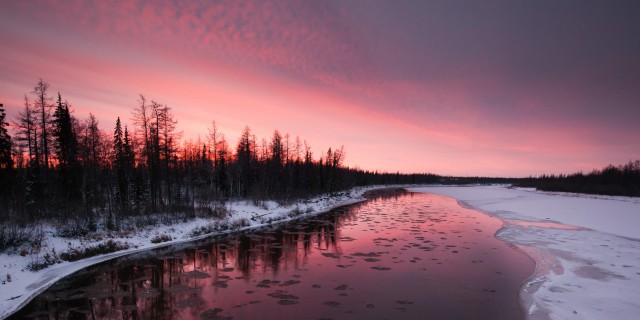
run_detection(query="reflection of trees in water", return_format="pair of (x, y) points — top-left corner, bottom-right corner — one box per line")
(11, 195), (392, 320)
(84, 257), (176, 319)
(233, 207), (353, 275)
(11, 191), (533, 320)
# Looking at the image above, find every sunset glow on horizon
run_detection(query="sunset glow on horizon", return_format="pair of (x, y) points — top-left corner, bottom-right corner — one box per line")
(1, 0), (639, 177)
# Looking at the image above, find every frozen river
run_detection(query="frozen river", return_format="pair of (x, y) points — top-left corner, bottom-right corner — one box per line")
(9, 191), (533, 319)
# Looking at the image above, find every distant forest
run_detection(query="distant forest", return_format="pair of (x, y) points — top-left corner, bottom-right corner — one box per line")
(515, 161), (640, 197)
(0, 79), (438, 230)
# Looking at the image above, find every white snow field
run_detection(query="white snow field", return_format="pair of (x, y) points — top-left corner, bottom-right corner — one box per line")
(409, 185), (640, 320)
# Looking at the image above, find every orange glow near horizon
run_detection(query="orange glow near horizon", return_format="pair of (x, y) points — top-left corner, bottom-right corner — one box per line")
(1, 1), (639, 177)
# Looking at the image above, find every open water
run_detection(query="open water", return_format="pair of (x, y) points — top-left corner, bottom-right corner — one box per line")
(10, 191), (534, 319)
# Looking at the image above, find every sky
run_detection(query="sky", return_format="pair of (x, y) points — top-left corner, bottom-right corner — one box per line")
(1, 0), (639, 177)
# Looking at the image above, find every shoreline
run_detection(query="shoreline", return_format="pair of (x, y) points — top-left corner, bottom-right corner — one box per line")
(437, 194), (540, 319)
(495, 222), (541, 320)
(3, 185), (639, 319)
(450, 197), (551, 319)
(409, 185), (640, 320)
(0, 185), (393, 320)
(494, 214), (555, 320)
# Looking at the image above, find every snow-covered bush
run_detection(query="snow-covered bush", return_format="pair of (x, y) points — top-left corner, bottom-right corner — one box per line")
(287, 207), (303, 218)
(27, 250), (60, 271)
(57, 225), (91, 238)
(0, 224), (32, 252)
(59, 240), (129, 262)
(217, 221), (230, 231)
(230, 218), (250, 229)
(188, 220), (233, 238)
(150, 234), (172, 244)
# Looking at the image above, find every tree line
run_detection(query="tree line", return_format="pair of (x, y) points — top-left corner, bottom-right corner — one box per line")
(0, 79), (439, 230)
(516, 161), (640, 197)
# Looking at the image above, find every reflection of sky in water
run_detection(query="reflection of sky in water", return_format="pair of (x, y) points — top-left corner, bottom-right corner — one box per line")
(11, 192), (534, 320)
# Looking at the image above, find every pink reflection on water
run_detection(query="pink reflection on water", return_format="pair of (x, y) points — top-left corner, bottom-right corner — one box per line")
(11, 192), (534, 320)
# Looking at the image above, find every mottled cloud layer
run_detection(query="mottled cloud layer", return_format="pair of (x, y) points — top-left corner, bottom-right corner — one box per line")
(1, 0), (638, 176)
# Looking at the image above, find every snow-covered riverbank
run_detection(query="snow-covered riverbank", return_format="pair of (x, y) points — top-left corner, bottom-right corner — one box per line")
(3, 185), (639, 319)
(409, 185), (640, 320)
(0, 186), (380, 319)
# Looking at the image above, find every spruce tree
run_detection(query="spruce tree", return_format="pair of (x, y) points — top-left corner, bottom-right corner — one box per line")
(0, 103), (13, 170)
(52, 93), (80, 201)
(113, 117), (128, 214)
(0, 103), (14, 202)
(52, 93), (78, 166)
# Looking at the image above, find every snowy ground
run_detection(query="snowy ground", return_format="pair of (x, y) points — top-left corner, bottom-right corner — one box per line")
(0, 186), (378, 319)
(409, 185), (640, 320)
(3, 185), (639, 320)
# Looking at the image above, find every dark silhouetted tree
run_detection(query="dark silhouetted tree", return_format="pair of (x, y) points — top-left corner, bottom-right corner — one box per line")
(236, 126), (255, 197)
(33, 79), (52, 170)
(0, 103), (13, 171)
(14, 95), (43, 215)
(52, 93), (81, 202)
(215, 134), (230, 198)
(113, 117), (128, 214)
(157, 103), (180, 208)
(0, 103), (14, 204)
(14, 95), (38, 165)
(78, 113), (103, 209)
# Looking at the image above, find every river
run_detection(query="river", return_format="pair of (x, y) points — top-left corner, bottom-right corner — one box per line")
(9, 191), (534, 319)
